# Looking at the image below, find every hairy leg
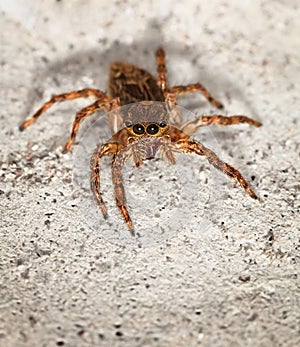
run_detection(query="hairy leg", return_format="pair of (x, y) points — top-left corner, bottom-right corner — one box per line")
(19, 89), (109, 130)
(62, 98), (119, 152)
(168, 83), (223, 109)
(90, 142), (119, 219)
(175, 138), (258, 199)
(156, 47), (168, 91)
(112, 151), (134, 233)
(181, 114), (262, 136)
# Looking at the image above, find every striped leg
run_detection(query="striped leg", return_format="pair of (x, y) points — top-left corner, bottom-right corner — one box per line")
(175, 138), (258, 199)
(90, 142), (118, 220)
(181, 114), (262, 136)
(112, 151), (134, 233)
(20, 89), (109, 130)
(62, 98), (120, 152)
(168, 83), (223, 109)
(156, 47), (168, 91)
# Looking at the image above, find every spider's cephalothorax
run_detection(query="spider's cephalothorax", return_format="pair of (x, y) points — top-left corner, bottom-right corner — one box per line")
(20, 48), (262, 233)
(122, 101), (170, 138)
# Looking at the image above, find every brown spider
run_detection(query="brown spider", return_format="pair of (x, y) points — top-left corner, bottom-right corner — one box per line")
(20, 48), (261, 233)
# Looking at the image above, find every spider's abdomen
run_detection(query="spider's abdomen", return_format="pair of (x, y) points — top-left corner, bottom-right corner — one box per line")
(108, 62), (164, 105)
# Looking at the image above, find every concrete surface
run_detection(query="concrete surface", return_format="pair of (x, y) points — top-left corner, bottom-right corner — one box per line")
(0, 1), (299, 346)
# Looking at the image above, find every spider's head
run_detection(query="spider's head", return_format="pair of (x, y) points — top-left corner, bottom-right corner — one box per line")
(124, 101), (170, 138)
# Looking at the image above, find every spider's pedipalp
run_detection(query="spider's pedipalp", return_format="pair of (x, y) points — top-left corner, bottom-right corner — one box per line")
(164, 92), (182, 126)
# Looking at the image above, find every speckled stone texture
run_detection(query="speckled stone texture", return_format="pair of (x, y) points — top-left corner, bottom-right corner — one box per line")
(0, 1), (299, 346)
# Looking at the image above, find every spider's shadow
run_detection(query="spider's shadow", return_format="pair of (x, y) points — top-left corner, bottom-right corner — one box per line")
(22, 19), (260, 145)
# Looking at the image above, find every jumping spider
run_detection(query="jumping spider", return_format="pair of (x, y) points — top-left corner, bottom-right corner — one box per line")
(20, 48), (261, 233)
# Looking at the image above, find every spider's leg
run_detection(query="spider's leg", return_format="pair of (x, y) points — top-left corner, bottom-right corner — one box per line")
(168, 83), (223, 109)
(156, 47), (168, 91)
(62, 98), (120, 152)
(112, 151), (134, 233)
(181, 114), (262, 136)
(175, 138), (258, 199)
(90, 142), (118, 219)
(164, 92), (183, 126)
(19, 89), (109, 130)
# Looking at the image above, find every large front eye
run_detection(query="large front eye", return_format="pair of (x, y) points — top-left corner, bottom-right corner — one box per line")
(132, 123), (145, 135)
(146, 123), (159, 135)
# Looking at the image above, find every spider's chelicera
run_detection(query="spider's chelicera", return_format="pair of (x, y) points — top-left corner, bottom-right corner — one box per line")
(20, 48), (262, 233)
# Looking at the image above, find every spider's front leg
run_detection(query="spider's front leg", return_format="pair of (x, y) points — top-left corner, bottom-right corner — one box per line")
(90, 142), (119, 219)
(112, 150), (134, 233)
(91, 140), (134, 233)
(175, 138), (258, 199)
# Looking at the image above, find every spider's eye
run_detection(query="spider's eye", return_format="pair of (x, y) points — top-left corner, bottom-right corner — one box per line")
(125, 120), (132, 127)
(146, 123), (159, 135)
(132, 123), (145, 135)
(159, 121), (167, 128)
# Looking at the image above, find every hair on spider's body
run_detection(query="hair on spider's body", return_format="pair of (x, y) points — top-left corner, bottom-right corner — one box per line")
(20, 47), (261, 233)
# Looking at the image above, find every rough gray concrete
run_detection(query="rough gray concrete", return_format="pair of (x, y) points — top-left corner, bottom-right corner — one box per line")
(0, 1), (299, 346)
